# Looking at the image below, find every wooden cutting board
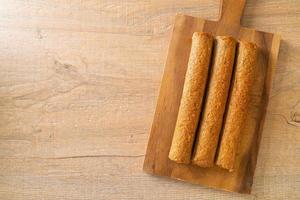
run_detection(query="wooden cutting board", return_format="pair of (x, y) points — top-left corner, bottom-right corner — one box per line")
(143, 0), (281, 194)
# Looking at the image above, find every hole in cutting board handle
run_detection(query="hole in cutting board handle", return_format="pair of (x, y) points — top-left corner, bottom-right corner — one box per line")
(218, 0), (246, 26)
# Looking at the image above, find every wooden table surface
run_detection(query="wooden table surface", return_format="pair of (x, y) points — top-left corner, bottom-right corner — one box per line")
(0, 0), (299, 199)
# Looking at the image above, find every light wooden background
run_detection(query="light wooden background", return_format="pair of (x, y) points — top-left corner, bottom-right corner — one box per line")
(0, 0), (299, 199)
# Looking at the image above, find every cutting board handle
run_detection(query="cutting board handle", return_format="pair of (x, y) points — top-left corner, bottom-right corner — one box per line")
(219, 0), (246, 26)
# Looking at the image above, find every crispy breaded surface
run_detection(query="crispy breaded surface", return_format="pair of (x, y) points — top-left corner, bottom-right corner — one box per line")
(192, 36), (237, 167)
(169, 32), (213, 164)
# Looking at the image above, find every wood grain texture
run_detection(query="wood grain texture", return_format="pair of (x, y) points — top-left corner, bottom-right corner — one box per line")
(0, 0), (299, 199)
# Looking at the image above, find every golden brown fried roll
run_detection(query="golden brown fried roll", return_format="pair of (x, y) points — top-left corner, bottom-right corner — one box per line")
(192, 36), (237, 167)
(168, 32), (213, 164)
(216, 41), (258, 172)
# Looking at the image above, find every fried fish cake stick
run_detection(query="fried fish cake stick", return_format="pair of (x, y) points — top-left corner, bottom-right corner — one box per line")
(192, 36), (237, 167)
(216, 41), (258, 172)
(168, 32), (213, 164)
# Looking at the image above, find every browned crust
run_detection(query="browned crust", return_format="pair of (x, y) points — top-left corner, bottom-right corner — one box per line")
(168, 32), (213, 164)
(192, 36), (237, 167)
(216, 41), (258, 172)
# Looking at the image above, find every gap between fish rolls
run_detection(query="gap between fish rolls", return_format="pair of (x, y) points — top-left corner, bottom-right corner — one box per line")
(216, 41), (258, 172)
